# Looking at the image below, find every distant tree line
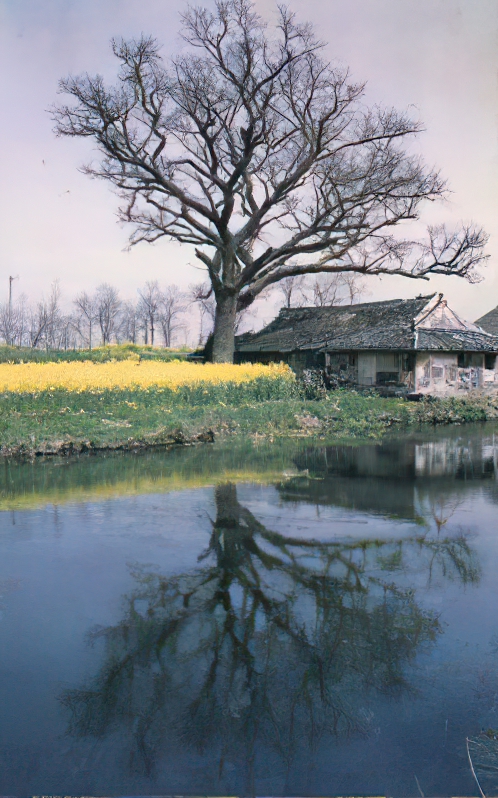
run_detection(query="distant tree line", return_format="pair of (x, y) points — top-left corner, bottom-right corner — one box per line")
(0, 280), (190, 350)
(0, 272), (364, 351)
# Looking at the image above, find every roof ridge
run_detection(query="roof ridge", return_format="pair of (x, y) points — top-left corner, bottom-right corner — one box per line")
(277, 294), (436, 314)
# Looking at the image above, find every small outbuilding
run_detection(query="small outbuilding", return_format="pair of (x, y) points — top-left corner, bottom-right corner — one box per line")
(235, 293), (498, 394)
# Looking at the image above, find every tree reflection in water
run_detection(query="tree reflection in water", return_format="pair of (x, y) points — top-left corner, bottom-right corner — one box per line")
(60, 483), (480, 788)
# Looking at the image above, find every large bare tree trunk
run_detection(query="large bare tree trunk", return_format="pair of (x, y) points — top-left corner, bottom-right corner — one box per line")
(212, 291), (237, 363)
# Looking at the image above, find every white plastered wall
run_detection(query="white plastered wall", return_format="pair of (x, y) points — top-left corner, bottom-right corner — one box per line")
(415, 352), (486, 393)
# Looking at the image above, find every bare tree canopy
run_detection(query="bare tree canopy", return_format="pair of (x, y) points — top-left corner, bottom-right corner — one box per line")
(53, 0), (488, 361)
(73, 290), (97, 350)
(299, 273), (364, 307)
(277, 275), (305, 309)
(158, 284), (188, 347)
(95, 283), (121, 345)
(137, 280), (163, 345)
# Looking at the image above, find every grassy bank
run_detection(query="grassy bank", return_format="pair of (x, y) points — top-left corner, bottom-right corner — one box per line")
(0, 343), (191, 364)
(1, 380), (498, 457)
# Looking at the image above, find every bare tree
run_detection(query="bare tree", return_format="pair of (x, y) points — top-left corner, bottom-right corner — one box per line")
(73, 290), (97, 349)
(95, 283), (121, 345)
(298, 273), (363, 307)
(44, 281), (64, 349)
(301, 274), (343, 307)
(118, 300), (140, 344)
(0, 296), (27, 346)
(28, 301), (49, 348)
(53, 0), (488, 361)
(137, 280), (163, 345)
(158, 285), (187, 347)
(58, 313), (78, 350)
(12, 294), (29, 346)
(277, 276), (305, 309)
(342, 272), (365, 304)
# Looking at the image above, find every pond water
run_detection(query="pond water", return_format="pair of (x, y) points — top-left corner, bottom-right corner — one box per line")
(2, 426), (498, 796)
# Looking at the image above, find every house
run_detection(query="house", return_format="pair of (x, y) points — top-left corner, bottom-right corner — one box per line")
(476, 305), (498, 336)
(235, 293), (498, 394)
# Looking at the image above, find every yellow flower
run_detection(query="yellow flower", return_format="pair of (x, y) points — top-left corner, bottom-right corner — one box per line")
(0, 361), (293, 393)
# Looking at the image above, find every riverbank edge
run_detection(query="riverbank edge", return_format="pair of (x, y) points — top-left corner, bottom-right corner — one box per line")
(0, 429), (217, 458)
(1, 388), (498, 459)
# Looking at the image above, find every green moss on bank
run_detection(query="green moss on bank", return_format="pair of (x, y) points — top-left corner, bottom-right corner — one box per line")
(1, 386), (498, 458)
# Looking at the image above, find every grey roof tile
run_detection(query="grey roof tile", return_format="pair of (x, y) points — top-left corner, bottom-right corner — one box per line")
(476, 306), (498, 336)
(235, 295), (498, 353)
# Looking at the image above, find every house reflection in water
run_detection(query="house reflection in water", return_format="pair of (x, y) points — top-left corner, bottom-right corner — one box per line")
(279, 432), (498, 520)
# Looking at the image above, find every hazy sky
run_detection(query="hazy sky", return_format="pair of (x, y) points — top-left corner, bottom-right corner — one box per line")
(1, 0), (497, 324)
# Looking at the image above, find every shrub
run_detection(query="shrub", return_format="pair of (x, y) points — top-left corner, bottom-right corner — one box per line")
(299, 369), (328, 400)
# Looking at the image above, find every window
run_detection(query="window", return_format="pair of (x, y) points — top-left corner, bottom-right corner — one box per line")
(485, 354), (496, 370)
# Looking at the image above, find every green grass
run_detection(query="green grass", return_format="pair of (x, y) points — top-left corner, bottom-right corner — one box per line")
(0, 343), (191, 364)
(2, 384), (498, 457)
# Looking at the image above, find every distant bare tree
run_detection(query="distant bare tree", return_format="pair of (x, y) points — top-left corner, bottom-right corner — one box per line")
(158, 285), (187, 347)
(299, 273), (364, 307)
(307, 275), (343, 307)
(342, 273), (365, 304)
(118, 300), (140, 344)
(277, 276), (305, 309)
(95, 283), (121, 345)
(74, 290), (97, 349)
(0, 297), (26, 346)
(44, 281), (64, 349)
(13, 294), (29, 346)
(54, 311), (78, 350)
(137, 281), (163, 345)
(28, 301), (49, 348)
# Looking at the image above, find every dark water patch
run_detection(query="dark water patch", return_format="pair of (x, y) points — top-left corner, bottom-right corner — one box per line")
(1, 425), (498, 795)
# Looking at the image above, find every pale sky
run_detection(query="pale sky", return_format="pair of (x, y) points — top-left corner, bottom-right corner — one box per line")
(1, 0), (497, 326)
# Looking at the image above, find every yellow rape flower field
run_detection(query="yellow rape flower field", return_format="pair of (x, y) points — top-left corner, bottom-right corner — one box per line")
(0, 360), (292, 392)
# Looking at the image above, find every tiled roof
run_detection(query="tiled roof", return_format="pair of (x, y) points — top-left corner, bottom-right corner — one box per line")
(235, 294), (498, 353)
(236, 296), (432, 352)
(476, 306), (498, 336)
(416, 329), (498, 352)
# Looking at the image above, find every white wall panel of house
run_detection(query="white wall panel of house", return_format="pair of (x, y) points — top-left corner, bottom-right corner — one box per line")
(430, 353), (458, 385)
(414, 352), (490, 392)
(415, 353), (430, 391)
(358, 352), (376, 386)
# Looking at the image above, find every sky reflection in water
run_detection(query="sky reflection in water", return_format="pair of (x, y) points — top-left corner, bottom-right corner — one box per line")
(1, 427), (498, 796)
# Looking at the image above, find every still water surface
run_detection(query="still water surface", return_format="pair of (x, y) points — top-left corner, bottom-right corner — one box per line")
(1, 427), (498, 796)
